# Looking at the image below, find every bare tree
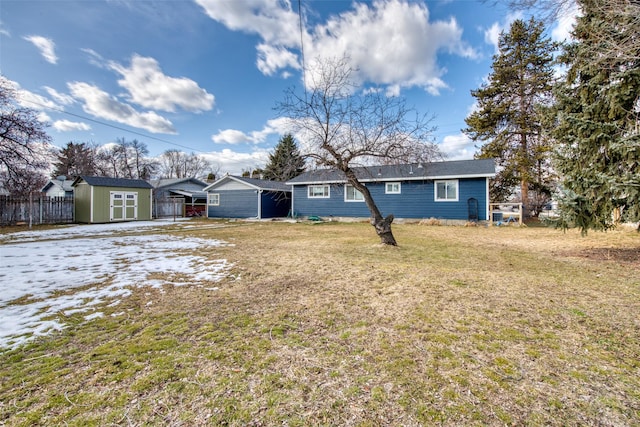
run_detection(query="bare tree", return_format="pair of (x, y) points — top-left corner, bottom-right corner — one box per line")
(158, 149), (215, 179)
(278, 57), (439, 246)
(92, 138), (157, 179)
(0, 76), (51, 195)
(95, 144), (122, 178)
(128, 139), (157, 179)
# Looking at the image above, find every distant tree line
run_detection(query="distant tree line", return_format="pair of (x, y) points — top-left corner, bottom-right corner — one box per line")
(50, 140), (219, 183)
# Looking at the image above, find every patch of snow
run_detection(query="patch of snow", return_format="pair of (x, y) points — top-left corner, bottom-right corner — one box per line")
(0, 219), (180, 243)
(0, 220), (231, 350)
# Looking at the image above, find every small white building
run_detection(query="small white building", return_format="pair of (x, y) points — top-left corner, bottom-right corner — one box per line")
(41, 176), (74, 198)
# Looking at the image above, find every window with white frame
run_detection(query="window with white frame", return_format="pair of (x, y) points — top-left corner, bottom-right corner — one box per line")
(208, 193), (220, 206)
(308, 185), (330, 198)
(385, 182), (401, 194)
(435, 180), (458, 201)
(345, 184), (365, 202)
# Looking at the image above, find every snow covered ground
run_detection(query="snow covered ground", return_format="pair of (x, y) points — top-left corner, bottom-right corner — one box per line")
(0, 219), (231, 350)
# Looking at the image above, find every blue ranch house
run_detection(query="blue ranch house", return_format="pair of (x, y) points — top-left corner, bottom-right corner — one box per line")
(286, 159), (496, 222)
(204, 175), (292, 219)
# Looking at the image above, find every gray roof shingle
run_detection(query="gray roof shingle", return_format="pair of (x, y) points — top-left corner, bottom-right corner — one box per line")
(286, 159), (496, 184)
(73, 176), (153, 189)
(149, 178), (208, 189)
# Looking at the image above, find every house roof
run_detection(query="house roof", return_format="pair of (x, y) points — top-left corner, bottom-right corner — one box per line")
(149, 177), (208, 189)
(72, 176), (154, 189)
(204, 175), (292, 192)
(286, 159), (496, 185)
(41, 179), (74, 193)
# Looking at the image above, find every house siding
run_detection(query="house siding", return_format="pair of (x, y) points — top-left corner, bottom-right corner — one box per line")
(205, 176), (292, 219)
(292, 178), (489, 220)
(208, 189), (259, 218)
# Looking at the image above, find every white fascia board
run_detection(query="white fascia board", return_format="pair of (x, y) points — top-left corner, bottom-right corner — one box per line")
(204, 175), (259, 191)
(414, 173), (497, 180)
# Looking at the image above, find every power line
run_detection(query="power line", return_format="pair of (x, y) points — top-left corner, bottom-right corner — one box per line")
(21, 98), (206, 153)
(298, 0), (307, 101)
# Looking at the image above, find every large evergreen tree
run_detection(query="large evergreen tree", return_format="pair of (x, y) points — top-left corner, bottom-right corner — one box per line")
(464, 18), (558, 216)
(552, 0), (640, 232)
(52, 141), (97, 179)
(262, 133), (305, 181)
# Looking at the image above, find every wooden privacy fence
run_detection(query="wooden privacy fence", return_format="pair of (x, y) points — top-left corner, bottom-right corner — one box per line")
(1, 196), (204, 226)
(0, 195), (74, 226)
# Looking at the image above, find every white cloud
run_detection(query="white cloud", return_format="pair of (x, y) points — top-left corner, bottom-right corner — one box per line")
(197, 0), (477, 96)
(81, 48), (107, 68)
(551, 1), (580, 42)
(68, 81), (176, 134)
(307, 0), (476, 95)
(0, 21), (10, 37)
(484, 22), (502, 52)
(211, 129), (252, 144)
(195, 0), (300, 47)
(249, 117), (293, 143)
(109, 54), (215, 112)
(53, 119), (91, 132)
(439, 133), (476, 160)
(256, 43), (301, 76)
(23, 35), (58, 64)
(201, 148), (270, 175)
(44, 86), (75, 105)
(212, 117), (293, 145)
(37, 111), (51, 123)
(8, 80), (60, 111)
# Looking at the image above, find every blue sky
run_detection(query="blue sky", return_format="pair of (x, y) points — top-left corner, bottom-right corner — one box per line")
(0, 0), (576, 175)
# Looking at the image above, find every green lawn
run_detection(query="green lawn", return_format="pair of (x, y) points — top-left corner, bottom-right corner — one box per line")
(1, 221), (639, 426)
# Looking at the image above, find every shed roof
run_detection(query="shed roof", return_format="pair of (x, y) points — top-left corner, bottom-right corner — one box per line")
(286, 159), (496, 185)
(204, 175), (291, 192)
(73, 176), (153, 189)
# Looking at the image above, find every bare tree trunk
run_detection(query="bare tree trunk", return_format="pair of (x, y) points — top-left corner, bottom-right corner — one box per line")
(345, 169), (398, 246)
(371, 213), (397, 246)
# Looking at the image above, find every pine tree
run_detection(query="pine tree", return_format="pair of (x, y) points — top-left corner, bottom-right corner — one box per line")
(52, 142), (97, 179)
(552, 0), (640, 232)
(263, 134), (305, 181)
(464, 18), (558, 216)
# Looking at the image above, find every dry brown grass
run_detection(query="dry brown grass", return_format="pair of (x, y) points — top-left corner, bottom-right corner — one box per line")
(1, 221), (639, 426)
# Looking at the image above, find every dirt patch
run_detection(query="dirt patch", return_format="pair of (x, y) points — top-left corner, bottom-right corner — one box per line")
(566, 246), (640, 267)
